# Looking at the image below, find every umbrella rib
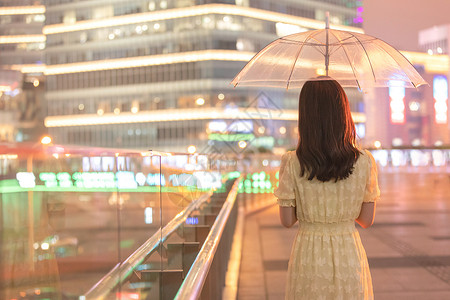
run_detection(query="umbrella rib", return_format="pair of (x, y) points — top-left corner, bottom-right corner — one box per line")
(345, 32), (377, 83)
(373, 40), (420, 87)
(286, 41), (307, 90)
(329, 30), (362, 90)
(285, 30), (322, 89)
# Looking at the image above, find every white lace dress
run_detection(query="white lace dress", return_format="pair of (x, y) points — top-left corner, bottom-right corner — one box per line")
(274, 150), (380, 300)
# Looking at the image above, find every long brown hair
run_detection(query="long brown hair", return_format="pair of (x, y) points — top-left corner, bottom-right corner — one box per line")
(296, 79), (360, 182)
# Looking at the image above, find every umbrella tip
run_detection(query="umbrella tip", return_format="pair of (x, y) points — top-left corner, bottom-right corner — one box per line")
(325, 11), (330, 29)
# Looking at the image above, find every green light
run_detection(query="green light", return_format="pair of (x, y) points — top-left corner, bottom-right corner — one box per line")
(120, 239), (134, 249)
(252, 181), (259, 188)
(244, 179), (251, 188)
(259, 171), (266, 180)
(228, 171), (241, 179)
(252, 172), (259, 181)
(208, 133), (255, 141)
(40, 172), (56, 181)
(265, 180), (272, 189)
(275, 171), (279, 180)
(56, 172), (71, 181)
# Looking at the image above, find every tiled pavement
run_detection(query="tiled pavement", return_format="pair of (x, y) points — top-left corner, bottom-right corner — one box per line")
(237, 172), (450, 300)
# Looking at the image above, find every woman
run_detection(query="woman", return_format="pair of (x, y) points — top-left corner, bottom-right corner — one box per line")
(274, 78), (380, 300)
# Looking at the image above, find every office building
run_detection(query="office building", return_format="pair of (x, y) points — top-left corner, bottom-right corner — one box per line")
(41, 0), (367, 153)
(0, 1), (46, 143)
(363, 49), (449, 148)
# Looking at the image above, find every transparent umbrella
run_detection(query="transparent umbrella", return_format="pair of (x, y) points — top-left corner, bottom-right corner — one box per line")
(231, 19), (427, 91)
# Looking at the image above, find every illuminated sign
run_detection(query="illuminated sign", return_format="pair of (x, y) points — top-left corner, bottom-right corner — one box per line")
(15, 171), (170, 189)
(16, 172), (36, 188)
(12, 170), (222, 191)
(228, 120), (253, 133)
(208, 133), (255, 141)
(186, 217), (199, 225)
(208, 120), (227, 132)
(389, 81), (405, 124)
(433, 75), (448, 124)
(145, 207), (153, 224)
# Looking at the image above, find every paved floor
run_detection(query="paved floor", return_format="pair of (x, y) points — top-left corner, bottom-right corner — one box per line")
(237, 172), (450, 300)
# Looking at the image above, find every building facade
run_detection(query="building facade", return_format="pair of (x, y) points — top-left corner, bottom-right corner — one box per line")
(363, 24), (450, 149)
(364, 50), (449, 148)
(0, 0), (46, 143)
(42, 0), (365, 153)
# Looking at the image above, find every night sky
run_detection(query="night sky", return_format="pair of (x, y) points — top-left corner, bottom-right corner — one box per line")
(363, 0), (450, 52)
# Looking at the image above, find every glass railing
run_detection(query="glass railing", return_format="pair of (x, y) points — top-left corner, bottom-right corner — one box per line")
(0, 142), (224, 300)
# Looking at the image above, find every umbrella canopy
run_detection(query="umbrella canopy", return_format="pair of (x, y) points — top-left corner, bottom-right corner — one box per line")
(231, 28), (427, 91)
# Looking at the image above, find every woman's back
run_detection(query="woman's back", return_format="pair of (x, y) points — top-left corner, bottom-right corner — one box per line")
(277, 150), (378, 224)
(275, 149), (379, 299)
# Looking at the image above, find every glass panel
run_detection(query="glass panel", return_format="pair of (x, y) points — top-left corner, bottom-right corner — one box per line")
(0, 146), (121, 299)
(0, 145), (166, 299)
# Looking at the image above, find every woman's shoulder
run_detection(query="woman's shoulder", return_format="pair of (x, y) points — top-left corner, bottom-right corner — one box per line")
(357, 148), (376, 167)
(359, 149), (375, 159)
(283, 150), (298, 164)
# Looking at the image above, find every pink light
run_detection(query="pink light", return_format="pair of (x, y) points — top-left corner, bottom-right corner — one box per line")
(115, 292), (140, 300)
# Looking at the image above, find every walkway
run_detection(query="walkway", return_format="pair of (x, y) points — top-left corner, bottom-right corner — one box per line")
(237, 172), (450, 300)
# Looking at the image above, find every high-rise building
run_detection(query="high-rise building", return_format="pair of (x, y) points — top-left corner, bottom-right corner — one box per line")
(363, 49), (449, 148)
(41, 0), (365, 152)
(0, 1), (46, 143)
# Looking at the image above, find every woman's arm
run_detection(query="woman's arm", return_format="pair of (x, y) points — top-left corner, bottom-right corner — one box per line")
(356, 202), (376, 228)
(279, 206), (298, 228)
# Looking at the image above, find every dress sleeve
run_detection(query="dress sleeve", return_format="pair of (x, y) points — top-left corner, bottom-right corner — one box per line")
(363, 150), (380, 203)
(274, 152), (296, 207)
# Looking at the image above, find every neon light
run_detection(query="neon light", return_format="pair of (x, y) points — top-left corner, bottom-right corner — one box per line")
(389, 80), (405, 124)
(45, 107), (365, 127)
(16, 172), (36, 188)
(8, 64), (46, 74)
(42, 4), (363, 35)
(0, 85), (12, 92)
(259, 171), (266, 180)
(73, 172), (116, 188)
(145, 207), (153, 224)
(135, 172), (147, 186)
(402, 51), (449, 74)
(146, 173), (166, 186)
(43, 50), (254, 75)
(0, 6), (45, 16)
(169, 173), (196, 187)
(433, 75), (448, 124)
(0, 154), (18, 159)
(208, 133), (255, 141)
(186, 217), (199, 225)
(5, 51), (447, 75)
(208, 120), (227, 132)
(117, 171), (138, 189)
(40, 172), (57, 187)
(0, 35), (46, 44)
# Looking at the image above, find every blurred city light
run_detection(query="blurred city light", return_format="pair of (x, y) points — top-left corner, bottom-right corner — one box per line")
(40, 136), (52, 145)
(238, 140), (247, 149)
(187, 145), (196, 154)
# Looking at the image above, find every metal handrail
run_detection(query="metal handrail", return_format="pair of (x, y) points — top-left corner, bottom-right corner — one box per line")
(174, 176), (242, 300)
(84, 191), (213, 300)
